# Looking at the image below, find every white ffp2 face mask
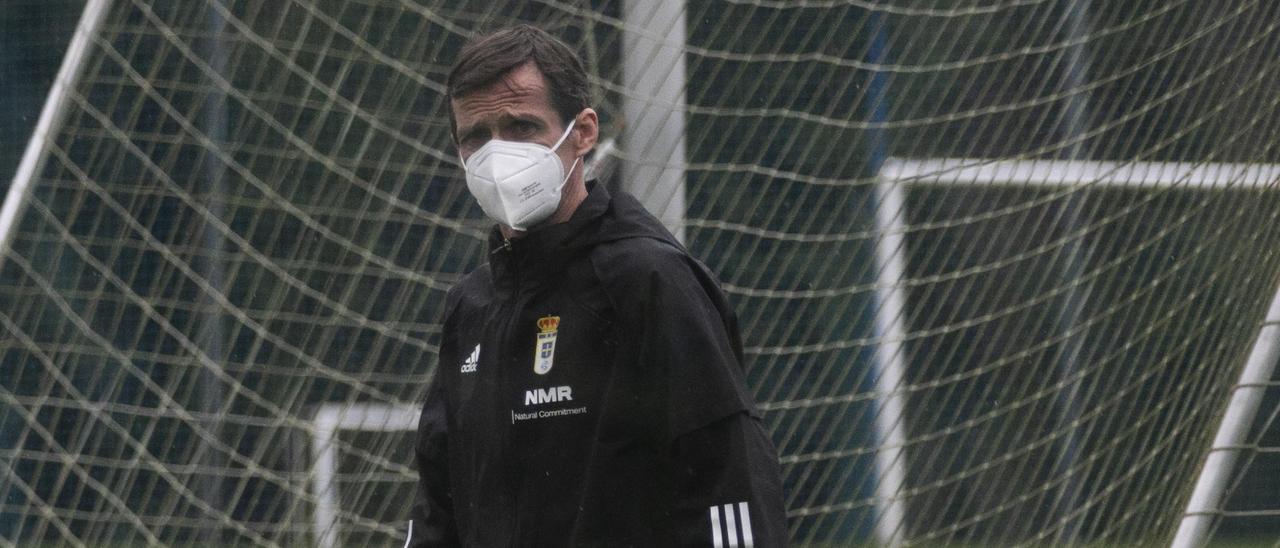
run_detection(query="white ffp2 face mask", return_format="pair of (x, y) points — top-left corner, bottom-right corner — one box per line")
(462, 119), (579, 232)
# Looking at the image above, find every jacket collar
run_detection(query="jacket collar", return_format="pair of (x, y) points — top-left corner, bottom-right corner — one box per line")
(487, 180), (611, 287)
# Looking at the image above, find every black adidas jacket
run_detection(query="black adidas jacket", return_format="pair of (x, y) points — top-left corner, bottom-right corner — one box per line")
(408, 182), (788, 547)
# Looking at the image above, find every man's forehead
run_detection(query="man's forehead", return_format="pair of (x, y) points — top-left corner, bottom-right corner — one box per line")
(452, 63), (553, 123)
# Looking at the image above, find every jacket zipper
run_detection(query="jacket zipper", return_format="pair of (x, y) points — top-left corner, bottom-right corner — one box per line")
(492, 236), (525, 546)
(492, 236), (512, 255)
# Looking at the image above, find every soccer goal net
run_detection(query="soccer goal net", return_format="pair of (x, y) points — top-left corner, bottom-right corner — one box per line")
(2, 1), (1280, 546)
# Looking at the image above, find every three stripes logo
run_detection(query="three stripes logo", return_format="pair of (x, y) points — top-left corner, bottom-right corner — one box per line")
(709, 501), (754, 548)
(460, 344), (479, 373)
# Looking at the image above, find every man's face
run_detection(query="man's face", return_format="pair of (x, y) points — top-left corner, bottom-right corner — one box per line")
(452, 61), (577, 171)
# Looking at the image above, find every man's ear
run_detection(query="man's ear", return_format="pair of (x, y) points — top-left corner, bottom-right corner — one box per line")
(573, 108), (599, 157)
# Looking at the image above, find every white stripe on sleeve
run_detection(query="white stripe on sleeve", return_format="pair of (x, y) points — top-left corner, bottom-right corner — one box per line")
(724, 504), (740, 548)
(710, 505), (725, 548)
(737, 501), (752, 545)
(402, 520), (413, 548)
(738, 502), (754, 548)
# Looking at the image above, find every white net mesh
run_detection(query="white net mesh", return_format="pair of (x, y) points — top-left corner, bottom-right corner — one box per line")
(2, 1), (1280, 546)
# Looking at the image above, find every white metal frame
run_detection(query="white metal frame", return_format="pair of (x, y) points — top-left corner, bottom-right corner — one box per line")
(870, 178), (912, 546)
(0, 0), (113, 264)
(882, 158), (1280, 190)
(310, 403), (419, 548)
(881, 157), (1280, 548)
(1172, 292), (1280, 548)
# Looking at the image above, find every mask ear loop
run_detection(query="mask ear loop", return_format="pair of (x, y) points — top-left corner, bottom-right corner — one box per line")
(550, 118), (580, 189)
(551, 118), (578, 152)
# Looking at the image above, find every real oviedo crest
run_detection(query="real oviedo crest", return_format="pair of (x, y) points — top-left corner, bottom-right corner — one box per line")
(534, 316), (559, 375)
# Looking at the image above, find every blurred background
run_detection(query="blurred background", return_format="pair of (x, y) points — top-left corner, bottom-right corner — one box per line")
(2, 1), (1279, 546)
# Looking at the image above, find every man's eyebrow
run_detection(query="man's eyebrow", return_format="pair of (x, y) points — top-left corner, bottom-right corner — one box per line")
(502, 112), (546, 128)
(456, 112), (548, 143)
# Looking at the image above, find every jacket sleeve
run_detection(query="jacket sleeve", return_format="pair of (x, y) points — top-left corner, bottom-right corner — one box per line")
(670, 412), (790, 547)
(608, 240), (757, 440)
(406, 376), (460, 547)
(596, 239), (789, 545)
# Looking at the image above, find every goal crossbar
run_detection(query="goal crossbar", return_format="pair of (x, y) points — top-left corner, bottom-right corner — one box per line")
(883, 158), (1280, 189)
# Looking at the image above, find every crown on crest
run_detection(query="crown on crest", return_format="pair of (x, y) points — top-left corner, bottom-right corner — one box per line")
(537, 316), (560, 332)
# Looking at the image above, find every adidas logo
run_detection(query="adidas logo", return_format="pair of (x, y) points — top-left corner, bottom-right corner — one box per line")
(460, 344), (479, 373)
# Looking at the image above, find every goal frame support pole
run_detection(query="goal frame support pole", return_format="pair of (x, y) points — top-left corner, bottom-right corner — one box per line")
(866, 12), (911, 546)
(1047, 3), (1094, 542)
(1172, 285), (1280, 548)
(621, 0), (687, 243)
(194, 5), (231, 539)
(0, 0), (113, 264)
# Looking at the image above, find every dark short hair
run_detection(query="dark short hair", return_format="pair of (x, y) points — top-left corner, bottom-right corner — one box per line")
(447, 25), (590, 138)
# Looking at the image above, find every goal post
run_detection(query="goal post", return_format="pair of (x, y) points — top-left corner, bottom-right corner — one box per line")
(879, 156), (1280, 544)
(309, 403), (419, 548)
(621, 0), (688, 243)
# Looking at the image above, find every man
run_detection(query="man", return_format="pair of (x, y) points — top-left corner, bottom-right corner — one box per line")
(408, 25), (788, 547)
